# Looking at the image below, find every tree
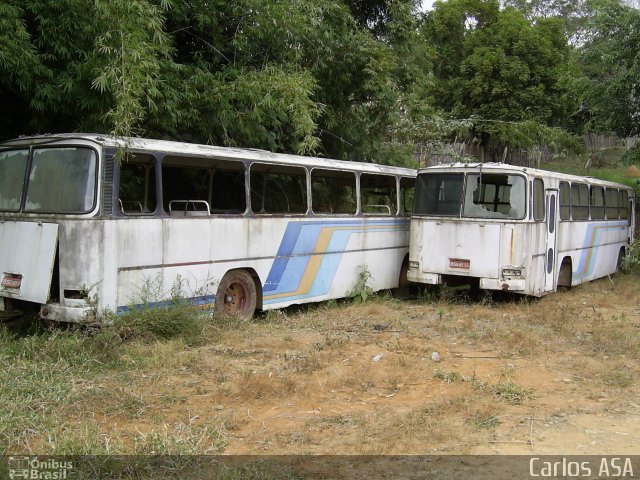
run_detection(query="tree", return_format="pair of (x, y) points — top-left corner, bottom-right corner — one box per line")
(0, 0), (431, 165)
(575, 0), (640, 137)
(421, 0), (579, 158)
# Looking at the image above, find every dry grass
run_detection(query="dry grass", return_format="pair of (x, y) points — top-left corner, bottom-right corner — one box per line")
(2, 274), (639, 456)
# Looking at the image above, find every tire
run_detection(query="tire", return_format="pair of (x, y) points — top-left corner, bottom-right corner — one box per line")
(215, 270), (257, 321)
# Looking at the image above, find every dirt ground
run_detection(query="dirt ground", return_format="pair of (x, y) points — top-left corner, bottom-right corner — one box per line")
(65, 274), (640, 456)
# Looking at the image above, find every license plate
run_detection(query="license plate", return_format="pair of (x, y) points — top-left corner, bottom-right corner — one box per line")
(449, 258), (470, 269)
(1, 274), (22, 289)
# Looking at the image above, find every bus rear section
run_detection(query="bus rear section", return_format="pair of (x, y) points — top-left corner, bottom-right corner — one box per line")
(407, 165), (544, 294)
(0, 142), (102, 321)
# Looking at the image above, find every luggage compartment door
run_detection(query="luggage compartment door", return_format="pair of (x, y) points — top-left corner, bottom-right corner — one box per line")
(0, 221), (58, 304)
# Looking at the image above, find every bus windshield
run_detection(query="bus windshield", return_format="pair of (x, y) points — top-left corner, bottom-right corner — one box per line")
(0, 147), (97, 213)
(414, 171), (526, 219)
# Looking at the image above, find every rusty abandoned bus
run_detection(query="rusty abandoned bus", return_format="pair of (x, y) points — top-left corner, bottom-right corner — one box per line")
(0, 134), (416, 323)
(408, 163), (636, 296)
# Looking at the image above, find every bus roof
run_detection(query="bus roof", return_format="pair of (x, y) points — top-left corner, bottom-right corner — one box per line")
(1, 133), (417, 177)
(418, 162), (635, 192)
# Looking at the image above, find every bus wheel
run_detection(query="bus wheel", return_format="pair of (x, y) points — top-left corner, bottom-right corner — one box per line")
(215, 270), (257, 321)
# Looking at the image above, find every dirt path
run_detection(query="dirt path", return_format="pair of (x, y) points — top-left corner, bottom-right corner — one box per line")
(53, 275), (640, 455)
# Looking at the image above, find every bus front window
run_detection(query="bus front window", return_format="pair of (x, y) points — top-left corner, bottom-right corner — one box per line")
(25, 147), (97, 213)
(414, 173), (464, 216)
(0, 149), (29, 211)
(462, 173), (525, 219)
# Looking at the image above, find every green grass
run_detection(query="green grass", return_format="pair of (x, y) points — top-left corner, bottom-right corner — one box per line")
(0, 303), (221, 455)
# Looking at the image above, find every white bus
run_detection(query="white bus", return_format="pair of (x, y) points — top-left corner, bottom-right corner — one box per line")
(407, 163), (636, 296)
(0, 134), (416, 323)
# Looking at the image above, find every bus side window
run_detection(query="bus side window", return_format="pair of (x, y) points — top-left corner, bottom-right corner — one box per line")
(360, 173), (397, 215)
(311, 169), (357, 215)
(571, 183), (589, 220)
(400, 176), (415, 215)
(590, 186), (605, 219)
(559, 181), (570, 220)
(533, 178), (545, 221)
(162, 165), (210, 215)
(605, 188), (619, 219)
(211, 168), (246, 214)
(620, 190), (629, 220)
(118, 154), (157, 215)
(250, 163), (307, 214)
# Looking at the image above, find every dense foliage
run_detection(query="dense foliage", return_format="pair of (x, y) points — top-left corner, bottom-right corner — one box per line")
(0, 0), (637, 164)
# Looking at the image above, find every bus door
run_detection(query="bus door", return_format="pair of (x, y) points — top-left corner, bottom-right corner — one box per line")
(544, 189), (559, 292)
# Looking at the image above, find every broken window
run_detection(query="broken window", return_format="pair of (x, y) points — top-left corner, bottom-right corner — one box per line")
(399, 176), (415, 215)
(462, 173), (526, 219)
(360, 173), (396, 215)
(311, 169), (356, 214)
(118, 154), (157, 215)
(620, 190), (629, 220)
(251, 163), (307, 214)
(162, 156), (246, 216)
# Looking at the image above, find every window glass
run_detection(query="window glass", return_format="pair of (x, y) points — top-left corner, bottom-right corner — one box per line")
(533, 178), (545, 221)
(463, 173), (526, 219)
(400, 176), (415, 215)
(251, 163), (307, 214)
(0, 149), (28, 211)
(590, 186), (605, 219)
(360, 174), (397, 215)
(119, 154), (157, 215)
(559, 181), (570, 220)
(548, 194), (556, 233)
(620, 190), (629, 220)
(605, 188), (619, 219)
(311, 169), (356, 214)
(414, 173), (463, 216)
(25, 147), (97, 213)
(571, 183), (589, 220)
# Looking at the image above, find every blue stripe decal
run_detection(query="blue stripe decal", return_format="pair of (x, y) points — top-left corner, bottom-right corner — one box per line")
(573, 221), (627, 280)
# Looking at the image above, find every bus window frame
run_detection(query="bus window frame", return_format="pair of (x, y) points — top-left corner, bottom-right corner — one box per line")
(9, 145), (100, 215)
(359, 172), (398, 216)
(115, 151), (161, 217)
(249, 162), (309, 216)
(310, 167), (358, 216)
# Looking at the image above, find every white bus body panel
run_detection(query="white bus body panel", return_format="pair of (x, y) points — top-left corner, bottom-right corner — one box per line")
(556, 220), (629, 286)
(112, 216), (408, 314)
(409, 219), (548, 295)
(0, 221), (58, 304)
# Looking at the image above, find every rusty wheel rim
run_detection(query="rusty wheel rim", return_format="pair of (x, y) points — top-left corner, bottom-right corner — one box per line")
(223, 282), (248, 314)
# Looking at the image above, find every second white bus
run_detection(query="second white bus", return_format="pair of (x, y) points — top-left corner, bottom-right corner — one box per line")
(407, 163), (635, 296)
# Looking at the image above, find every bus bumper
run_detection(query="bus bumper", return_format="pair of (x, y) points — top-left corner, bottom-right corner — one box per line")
(480, 278), (526, 292)
(407, 269), (441, 284)
(40, 303), (96, 324)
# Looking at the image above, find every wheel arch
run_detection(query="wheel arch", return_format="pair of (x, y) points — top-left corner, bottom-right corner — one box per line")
(557, 256), (572, 288)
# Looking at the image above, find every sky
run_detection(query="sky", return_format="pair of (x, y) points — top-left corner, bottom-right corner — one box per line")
(420, 0), (436, 12)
